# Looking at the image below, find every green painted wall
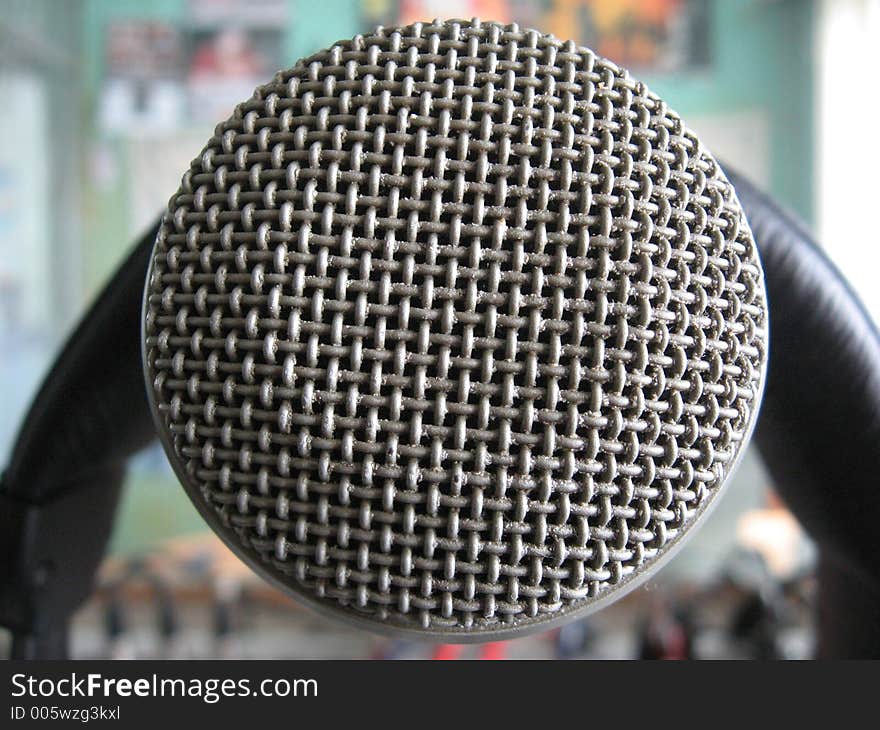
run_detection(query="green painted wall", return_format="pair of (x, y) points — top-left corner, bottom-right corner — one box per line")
(644, 0), (815, 222)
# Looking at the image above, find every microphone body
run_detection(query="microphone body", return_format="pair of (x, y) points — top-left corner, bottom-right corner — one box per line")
(143, 19), (768, 641)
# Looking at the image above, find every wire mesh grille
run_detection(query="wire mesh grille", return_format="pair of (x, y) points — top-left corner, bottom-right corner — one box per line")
(143, 19), (767, 636)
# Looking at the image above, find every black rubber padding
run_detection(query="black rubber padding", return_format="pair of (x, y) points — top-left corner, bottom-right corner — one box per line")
(725, 169), (880, 587)
(727, 170), (880, 657)
(2, 222), (160, 501)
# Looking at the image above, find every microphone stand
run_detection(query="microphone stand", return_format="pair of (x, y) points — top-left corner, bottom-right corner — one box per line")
(0, 467), (124, 659)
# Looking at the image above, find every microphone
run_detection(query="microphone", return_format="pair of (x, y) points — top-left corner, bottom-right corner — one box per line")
(142, 19), (768, 641)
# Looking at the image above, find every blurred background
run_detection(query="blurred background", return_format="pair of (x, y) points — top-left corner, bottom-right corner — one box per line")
(1, 0), (876, 659)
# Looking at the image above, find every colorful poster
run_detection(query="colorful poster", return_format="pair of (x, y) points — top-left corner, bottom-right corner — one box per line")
(99, 21), (186, 134)
(99, 7), (288, 132)
(186, 26), (282, 123)
(366, 0), (711, 73)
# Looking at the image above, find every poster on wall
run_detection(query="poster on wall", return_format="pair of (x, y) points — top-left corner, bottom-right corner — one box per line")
(99, 21), (186, 134)
(365, 0), (711, 73)
(186, 0), (287, 123)
(98, 2), (287, 134)
(186, 26), (283, 123)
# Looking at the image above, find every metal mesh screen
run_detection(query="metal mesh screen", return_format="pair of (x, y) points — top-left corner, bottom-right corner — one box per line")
(143, 19), (768, 638)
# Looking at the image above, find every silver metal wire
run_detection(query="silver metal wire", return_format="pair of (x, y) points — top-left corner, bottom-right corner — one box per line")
(143, 18), (768, 639)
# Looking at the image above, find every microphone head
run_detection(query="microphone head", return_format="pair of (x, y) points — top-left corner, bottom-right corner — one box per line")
(143, 18), (768, 641)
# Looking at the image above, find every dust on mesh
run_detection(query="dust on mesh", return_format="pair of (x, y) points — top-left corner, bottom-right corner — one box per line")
(144, 19), (767, 632)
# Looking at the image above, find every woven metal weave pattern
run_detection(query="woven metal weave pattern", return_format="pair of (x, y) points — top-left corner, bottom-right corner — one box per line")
(144, 19), (767, 636)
